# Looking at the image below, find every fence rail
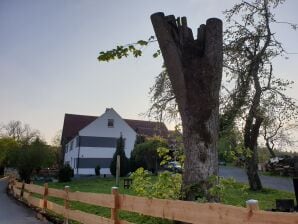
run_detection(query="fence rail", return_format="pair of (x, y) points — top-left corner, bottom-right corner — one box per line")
(8, 178), (298, 224)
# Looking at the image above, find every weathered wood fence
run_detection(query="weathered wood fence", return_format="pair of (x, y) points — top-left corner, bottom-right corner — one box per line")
(8, 179), (298, 224)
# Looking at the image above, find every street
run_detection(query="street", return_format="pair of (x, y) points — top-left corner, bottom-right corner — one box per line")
(219, 166), (294, 192)
(0, 177), (49, 224)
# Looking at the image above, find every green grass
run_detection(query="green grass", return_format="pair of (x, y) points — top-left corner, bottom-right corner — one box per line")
(35, 177), (296, 224)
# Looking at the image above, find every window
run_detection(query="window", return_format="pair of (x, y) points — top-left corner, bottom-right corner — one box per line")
(108, 119), (114, 128)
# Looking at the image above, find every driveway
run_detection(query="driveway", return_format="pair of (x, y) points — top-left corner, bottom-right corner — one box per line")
(219, 166), (294, 192)
(0, 177), (49, 224)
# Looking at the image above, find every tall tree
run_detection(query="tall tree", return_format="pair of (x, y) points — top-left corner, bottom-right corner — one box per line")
(223, 0), (297, 190)
(151, 13), (223, 201)
(0, 120), (40, 143)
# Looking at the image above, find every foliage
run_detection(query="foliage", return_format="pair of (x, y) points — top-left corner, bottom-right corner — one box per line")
(131, 168), (182, 200)
(0, 121), (56, 182)
(215, 0), (298, 190)
(0, 137), (19, 168)
(218, 127), (246, 164)
(130, 135), (146, 172)
(0, 120), (40, 143)
(51, 130), (63, 167)
(98, 36), (160, 62)
(58, 164), (74, 182)
(208, 176), (248, 202)
(95, 164), (101, 176)
(158, 125), (185, 167)
(7, 138), (55, 182)
(130, 137), (168, 174)
(110, 135), (130, 177)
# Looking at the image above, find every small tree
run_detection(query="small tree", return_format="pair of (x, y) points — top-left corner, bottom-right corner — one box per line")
(131, 137), (168, 174)
(110, 135), (130, 177)
(58, 164), (74, 182)
(95, 164), (101, 176)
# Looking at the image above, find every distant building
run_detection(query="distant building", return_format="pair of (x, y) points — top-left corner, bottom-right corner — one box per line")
(61, 108), (168, 175)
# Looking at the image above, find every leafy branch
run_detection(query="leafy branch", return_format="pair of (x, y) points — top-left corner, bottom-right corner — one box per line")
(97, 36), (160, 62)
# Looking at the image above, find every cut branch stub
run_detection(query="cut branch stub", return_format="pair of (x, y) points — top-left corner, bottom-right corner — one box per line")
(150, 12), (222, 115)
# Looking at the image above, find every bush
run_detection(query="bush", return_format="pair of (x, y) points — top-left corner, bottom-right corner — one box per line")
(58, 164), (73, 182)
(95, 165), (101, 176)
(131, 168), (182, 199)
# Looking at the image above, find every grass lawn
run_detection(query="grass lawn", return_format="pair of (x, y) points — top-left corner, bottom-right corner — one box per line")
(37, 177), (296, 224)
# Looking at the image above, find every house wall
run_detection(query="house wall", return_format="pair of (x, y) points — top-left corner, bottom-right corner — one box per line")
(64, 108), (136, 175)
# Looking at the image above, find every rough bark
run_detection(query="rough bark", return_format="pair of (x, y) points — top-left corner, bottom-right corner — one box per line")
(151, 13), (222, 201)
(243, 60), (263, 190)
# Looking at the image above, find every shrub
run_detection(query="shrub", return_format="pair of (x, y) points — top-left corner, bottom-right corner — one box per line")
(58, 164), (73, 182)
(95, 165), (101, 176)
(131, 167), (182, 199)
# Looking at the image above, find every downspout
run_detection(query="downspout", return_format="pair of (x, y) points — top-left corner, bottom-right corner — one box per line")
(77, 136), (81, 175)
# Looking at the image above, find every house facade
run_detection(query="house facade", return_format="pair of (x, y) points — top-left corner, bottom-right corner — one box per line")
(61, 108), (168, 175)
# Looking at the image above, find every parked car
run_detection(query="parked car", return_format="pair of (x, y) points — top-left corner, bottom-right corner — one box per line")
(163, 161), (182, 173)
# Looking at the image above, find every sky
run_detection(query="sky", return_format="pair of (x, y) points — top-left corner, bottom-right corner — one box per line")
(0, 0), (298, 144)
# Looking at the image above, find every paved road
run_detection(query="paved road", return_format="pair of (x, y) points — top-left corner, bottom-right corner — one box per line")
(0, 177), (49, 224)
(219, 166), (294, 192)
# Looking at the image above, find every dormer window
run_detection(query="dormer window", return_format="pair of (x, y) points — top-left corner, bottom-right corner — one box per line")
(108, 119), (114, 128)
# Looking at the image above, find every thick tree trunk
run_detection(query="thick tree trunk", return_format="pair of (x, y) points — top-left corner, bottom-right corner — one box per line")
(151, 13), (222, 201)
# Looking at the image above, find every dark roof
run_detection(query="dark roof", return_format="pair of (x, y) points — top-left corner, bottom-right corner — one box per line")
(61, 114), (97, 145)
(61, 113), (168, 145)
(124, 119), (169, 138)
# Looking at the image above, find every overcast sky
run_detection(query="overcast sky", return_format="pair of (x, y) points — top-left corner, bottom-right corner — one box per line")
(0, 0), (298, 143)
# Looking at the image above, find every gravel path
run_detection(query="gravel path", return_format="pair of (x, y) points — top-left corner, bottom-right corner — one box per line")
(0, 177), (50, 224)
(219, 166), (294, 192)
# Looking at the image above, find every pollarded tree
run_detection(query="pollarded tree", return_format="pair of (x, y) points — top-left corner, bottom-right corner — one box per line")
(150, 13), (223, 201)
(110, 135), (130, 177)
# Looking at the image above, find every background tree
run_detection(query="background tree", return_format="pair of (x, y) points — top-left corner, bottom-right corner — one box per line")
(7, 138), (55, 182)
(0, 137), (19, 175)
(110, 135), (130, 177)
(0, 120), (40, 143)
(51, 130), (63, 168)
(261, 97), (298, 157)
(130, 137), (168, 173)
(222, 0), (297, 190)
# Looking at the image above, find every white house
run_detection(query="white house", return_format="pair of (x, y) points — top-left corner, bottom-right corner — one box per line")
(61, 108), (168, 175)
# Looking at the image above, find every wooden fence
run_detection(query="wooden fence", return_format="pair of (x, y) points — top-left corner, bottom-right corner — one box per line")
(8, 179), (298, 224)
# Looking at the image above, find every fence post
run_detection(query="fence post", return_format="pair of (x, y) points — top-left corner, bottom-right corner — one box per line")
(9, 177), (14, 194)
(27, 182), (33, 206)
(43, 183), (48, 212)
(116, 155), (120, 187)
(64, 186), (70, 224)
(20, 181), (25, 199)
(111, 187), (119, 224)
(246, 199), (259, 212)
